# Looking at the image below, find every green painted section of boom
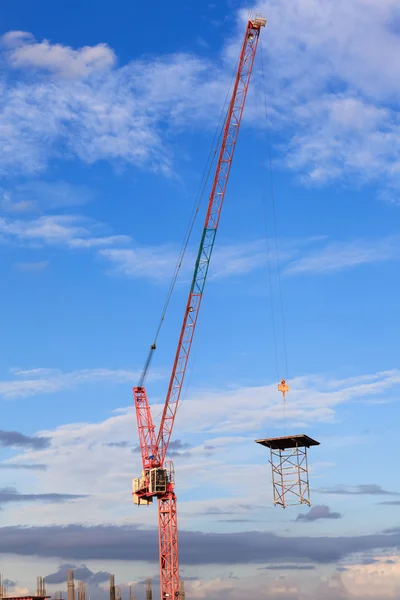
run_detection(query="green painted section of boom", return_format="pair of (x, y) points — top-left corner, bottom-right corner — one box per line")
(190, 228), (217, 296)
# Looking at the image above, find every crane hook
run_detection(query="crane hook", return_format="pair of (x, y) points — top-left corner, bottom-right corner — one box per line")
(278, 378), (289, 404)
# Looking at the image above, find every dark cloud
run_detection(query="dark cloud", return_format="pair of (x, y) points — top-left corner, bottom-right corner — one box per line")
(168, 440), (191, 451)
(236, 503), (256, 511)
(132, 439), (190, 456)
(45, 564), (110, 585)
(383, 527), (400, 535)
(167, 439), (191, 459)
(260, 565), (315, 571)
(204, 445), (215, 450)
(202, 503), (265, 517)
(3, 579), (16, 587)
(89, 571), (112, 584)
(168, 450), (191, 459)
(361, 558), (378, 565)
(0, 463), (47, 471)
(44, 564), (75, 584)
(0, 430), (51, 450)
(105, 441), (130, 448)
(378, 501), (400, 506)
(0, 487), (86, 506)
(218, 519), (259, 523)
(1, 524), (400, 566)
(203, 508), (227, 515)
(317, 484), (400, 496)
(296, 505), (342, 522)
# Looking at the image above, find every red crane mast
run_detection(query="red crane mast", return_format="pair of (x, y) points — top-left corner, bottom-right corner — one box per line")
(132, 15), (266, 599)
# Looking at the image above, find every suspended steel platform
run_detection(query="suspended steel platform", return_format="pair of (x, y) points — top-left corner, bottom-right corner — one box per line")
(256, 434), (320, 508)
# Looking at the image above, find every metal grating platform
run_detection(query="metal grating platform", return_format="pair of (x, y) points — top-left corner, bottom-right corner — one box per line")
(255, 434), (320, 451)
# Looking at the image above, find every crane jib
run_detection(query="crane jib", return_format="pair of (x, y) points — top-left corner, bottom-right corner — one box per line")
(157, 21), (263, 461)
(190, 227), (217, 295)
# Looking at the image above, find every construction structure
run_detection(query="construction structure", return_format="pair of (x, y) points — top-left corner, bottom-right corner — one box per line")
(0, 573), (163, 600)
(67, 571), (75, 600)
(36, 579), (46, 598)
(132, 12), (267, 600)
(110, 575), (116, 600)
(179, 582), (185, 600)
(0, 574), (50, 600)
(145, 580), (152, 600)
(0, 596), (50, 600)
(0, 575), (6, 599)
(76, 582), (86, 600)
(129, 584), (137, 600)
(256, 433), (320, 507)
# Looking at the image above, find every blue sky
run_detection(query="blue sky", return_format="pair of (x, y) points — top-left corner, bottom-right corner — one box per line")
(1, 0), (400, 598)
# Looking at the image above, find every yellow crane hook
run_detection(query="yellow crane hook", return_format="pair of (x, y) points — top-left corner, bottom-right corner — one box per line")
(278, 378), (289, 404)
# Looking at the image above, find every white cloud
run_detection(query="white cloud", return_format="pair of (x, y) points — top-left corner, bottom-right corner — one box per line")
(284, 95), (400, 189)
(69, 235), (129, 249)
(13, 260), (49, 272)
(0, 214), (130, 249)
(2, 556), (400, 600)
(338, 556), (400, 598)
(1, 4), (399, 191)
(2, 32), (116, 78)
(1, 31), (34, 47)
(0, 34), (228, 176)
(0, 208), (280, 281)
(285, 236), (400, 275)
(99, 246), (183, 281)
(2, 180), (95, 212)
(1, 368), (399, 528)
(101, 235), (400, 281)
(0, 191), (37, 213)
(252, 0), (400, 101)
(2, 205), (397, 279)
(246, 0), (400, 191)
(173, 369), (400, 435)
(0, 214), (86, 244)
(210, 240), (271, 279)
(0, 367), (140, 400)
(99, 239), (273, 282)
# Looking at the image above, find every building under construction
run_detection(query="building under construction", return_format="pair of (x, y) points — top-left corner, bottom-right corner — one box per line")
(0, 596), (51, 600)
(0, 574), (50, 600)
(0, 573), (169, 600)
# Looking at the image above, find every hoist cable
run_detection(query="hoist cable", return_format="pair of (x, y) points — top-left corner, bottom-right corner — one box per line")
(255, 74), (280, 385)
(260, 39), (290, 382)
(137, 56), (241, 388)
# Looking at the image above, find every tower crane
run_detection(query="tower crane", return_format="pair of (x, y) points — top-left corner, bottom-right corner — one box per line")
(132, 14), (267, 600)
